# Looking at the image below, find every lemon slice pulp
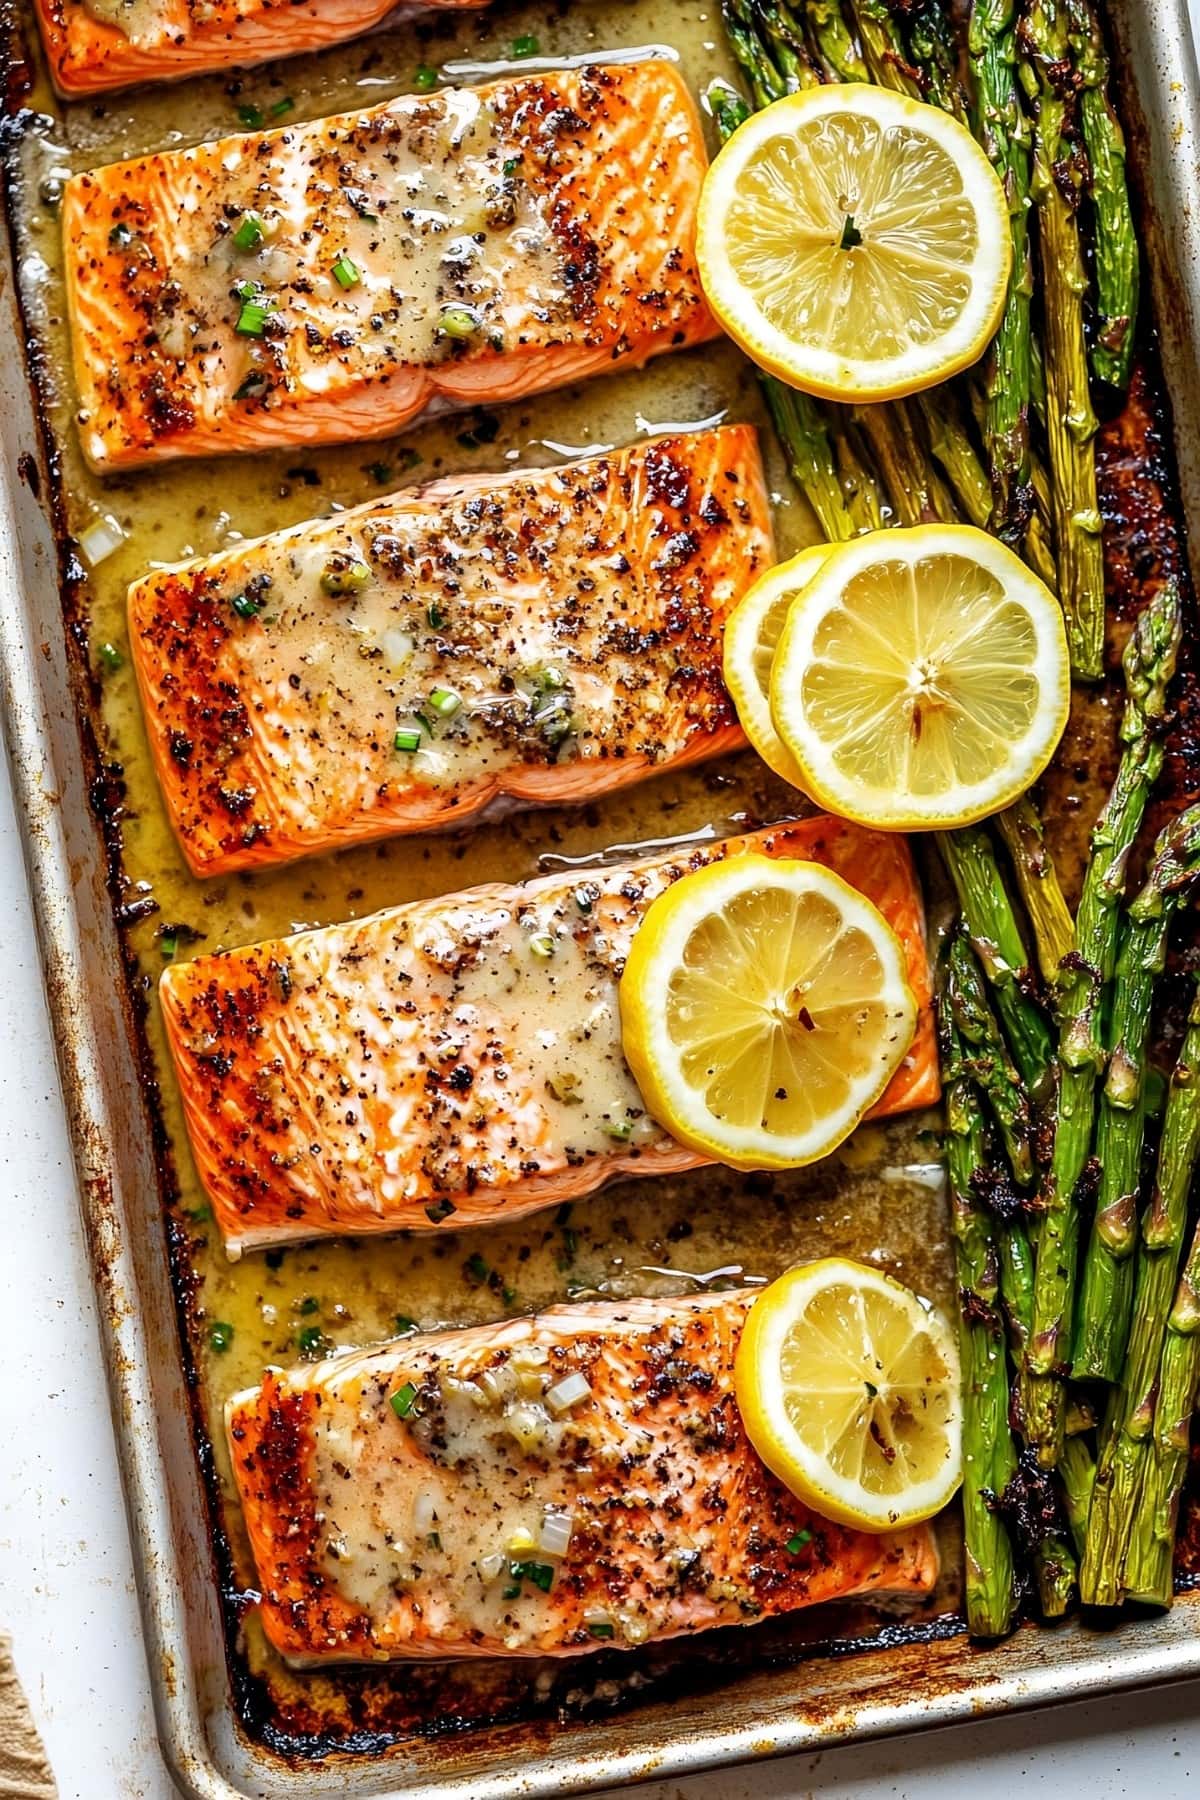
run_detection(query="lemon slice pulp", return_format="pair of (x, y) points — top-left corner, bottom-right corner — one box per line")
(724, 543), (833, 790)
(770, 523), (1069, 830)
(697, 85), (1011, 402)
(735, 1258), (962, 1531)
(619, 854), (917, 1171)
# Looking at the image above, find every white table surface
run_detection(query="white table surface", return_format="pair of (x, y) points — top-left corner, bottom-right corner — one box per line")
(7, 20), (1200, 1795)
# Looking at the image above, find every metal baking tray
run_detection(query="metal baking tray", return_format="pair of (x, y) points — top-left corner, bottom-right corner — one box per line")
(3, 0), (1200, 1792)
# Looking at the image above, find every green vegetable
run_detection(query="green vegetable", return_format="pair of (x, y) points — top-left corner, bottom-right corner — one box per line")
(509, 1558), (554, 1591)
(269, 96), (294, 118)
(786, 1530), (812, 1554)
(331, 254), (360, 290)
(394, 1314), (418, 1335)
(230, 592), (262, 619)
(97, 641), (123, 672)
(390, 1382), (418, 1418)
(428, 685), (461, 718)
(414, 64), (438, 91)
(233, 212), (265, 252)
(208, 1321), (234, 1353)
(440, 305), (479, 340)
(320, 556), (371, 597)
(511, 33), (540, 57)
(237, 103), (263, 129)
(235, 298), (272, 337)
(394, 726), (423, 753)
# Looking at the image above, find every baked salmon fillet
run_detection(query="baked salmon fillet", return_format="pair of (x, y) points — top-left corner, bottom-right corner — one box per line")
(226, 1288), (940, 1662)
(37, 0), (485, 97)
(161, 816), (939, 1257)
(128, 427), (772, 877)
(63, 62), (717, 471)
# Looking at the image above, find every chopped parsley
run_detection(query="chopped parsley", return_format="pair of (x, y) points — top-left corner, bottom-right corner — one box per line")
(390, 1382), (418, 1419)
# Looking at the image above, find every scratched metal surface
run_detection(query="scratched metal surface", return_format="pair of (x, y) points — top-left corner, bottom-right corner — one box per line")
(1, 0), (1200, 1794)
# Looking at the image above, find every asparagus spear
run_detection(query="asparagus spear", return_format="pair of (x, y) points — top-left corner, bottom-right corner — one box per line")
(905, 0), (970, 121)
(1073, 804), (1200, 1382)
(1064, 0), (1138, 388)
(968, 0), (1035, 544)
(1025, 581), (1182, 1467)
(1127, 1189), (1200, 1605)
(946, 933), (1035, 1186)
(996, 795), (1075, 984)
(801, 0), (870, 81)
(844, 0), (925, 96)
(1018, 0), (1106, 680)
(940, 975), (1021, 1637)
(936, 826), (1056, 1099)
(1081, 980), (1200, 1606)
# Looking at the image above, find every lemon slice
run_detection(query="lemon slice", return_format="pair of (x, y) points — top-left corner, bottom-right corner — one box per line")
(770, 523), (1069, 830)
(724, 543), (833, 790)
(736, 1259), (961, 1531)
(696, 85), (1011, 402)
(619, 854), (917, 1171)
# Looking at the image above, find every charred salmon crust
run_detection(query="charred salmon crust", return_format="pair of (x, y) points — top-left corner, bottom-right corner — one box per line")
(63, 62), (718, 470)
(127, 427), (774, 877)
(160, 816), (939, 1257)
(37, 0), (486, 99)
(226, 1288), (940, 1662)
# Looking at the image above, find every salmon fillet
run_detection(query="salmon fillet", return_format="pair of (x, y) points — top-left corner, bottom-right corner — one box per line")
(227, 1288), (940, 1662)
(128, 427), (773, 878)
(63, 62), (717, 471)
(36, 0), (485, 97)
(161, 817), (939, 1257)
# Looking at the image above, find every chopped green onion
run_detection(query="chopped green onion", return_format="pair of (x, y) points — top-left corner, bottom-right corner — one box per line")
(269, 95), (294, 117)
(587, 1621), (615, 1639)
(394, 1314), (418, 1335)
(320, 556), (371, 596)
(233, 371), (267, 401)
(235, 299), (272, 337)
(97, 640), (123, 673)
(414, 63), (438, 91)
(208, 1320), (234, 1353)
(502, 1583), (521, 1600)
(233, 211), (265, 252)
(604, 1116), (634, 1142)
(108, 221), (132, 248)
(184, 1202), (212, 1223)
(297, 1295), (320, 1316)
(297, 1324), (333, 1357)
(529, 932), (556, 959)
(237, 103), (264, 129)
(394, 726), (423, 753)
(439, 304), (479, 341)
(231, 591), (262, 619)
(427, 602), (446, 629)
(502, 157), (520, 177)
(511, 33), (540, 57)
(367, 462), (392, 485)
(390, 1381), (418, 1419)
(428, 685), (461, 718)
(786, 1530), (813, 1554)
(160, 931), (178, 961)
(425, 1197), (455, 1223)
(465, 1252), (490, 1284)
(509, 1558), (554, 1592)
(331, 253), (361, 290)
(573, 885), (595, 914)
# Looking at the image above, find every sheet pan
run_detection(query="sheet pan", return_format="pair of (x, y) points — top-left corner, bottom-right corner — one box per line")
(2, 0), (1200, 1791)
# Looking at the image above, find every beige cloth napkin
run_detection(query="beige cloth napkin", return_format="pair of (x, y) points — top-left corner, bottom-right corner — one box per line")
(0, 1636), (56, 1798)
